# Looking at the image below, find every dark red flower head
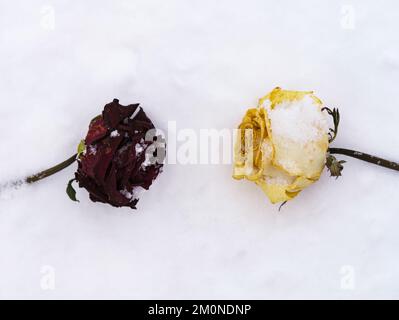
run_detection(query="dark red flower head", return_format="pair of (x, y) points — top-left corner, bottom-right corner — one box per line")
(75, 99), (165, 209)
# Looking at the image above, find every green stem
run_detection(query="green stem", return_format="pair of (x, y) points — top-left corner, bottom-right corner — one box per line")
(26, 154), (78, 183)
(328, 148), (399, 172)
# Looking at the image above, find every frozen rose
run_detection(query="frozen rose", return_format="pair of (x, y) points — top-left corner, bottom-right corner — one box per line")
(75, 99), (164, 209)
(233, 87), (329, 204)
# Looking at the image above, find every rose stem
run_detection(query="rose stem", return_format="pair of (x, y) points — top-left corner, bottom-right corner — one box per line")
(25, 154), (78, 184)
(328, 148), (399, 172)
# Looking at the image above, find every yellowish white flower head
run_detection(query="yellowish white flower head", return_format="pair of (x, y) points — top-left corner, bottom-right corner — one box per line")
(233, 87), (330, 204)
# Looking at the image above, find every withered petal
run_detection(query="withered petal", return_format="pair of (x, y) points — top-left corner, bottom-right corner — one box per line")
(85, 117), (108, 145)
(103, 99), (140, 130)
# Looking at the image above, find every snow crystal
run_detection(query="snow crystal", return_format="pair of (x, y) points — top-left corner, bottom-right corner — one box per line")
(261, 140), (273, 159)
(135, 143), (144, 154)
(110, 130), (120, 138)
(88, 145), (97, 155)
(277, 158), (300, 173)
(265, 95), (329, 144)
(120, 189), (133, 200)
(265, 176), (293, 185)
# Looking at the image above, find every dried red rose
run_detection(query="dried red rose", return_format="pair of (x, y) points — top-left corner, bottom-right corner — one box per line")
(75, 99), (165, 209)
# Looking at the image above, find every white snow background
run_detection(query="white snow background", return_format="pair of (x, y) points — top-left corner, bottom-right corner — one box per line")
(1, 0), (399, 299)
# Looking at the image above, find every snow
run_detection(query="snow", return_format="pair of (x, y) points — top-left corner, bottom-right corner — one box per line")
(88, 145), (97, 155)
(135, 143), (144, 154)
(110, 130), (120, 138)
(265, 95), (329, 144)
(1, 0), (399, 299)
(120, 189), (133, 200)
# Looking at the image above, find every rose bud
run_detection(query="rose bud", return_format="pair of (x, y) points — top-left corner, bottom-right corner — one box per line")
(74, 99), (165, 209)
(233, 87), (329, 204)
